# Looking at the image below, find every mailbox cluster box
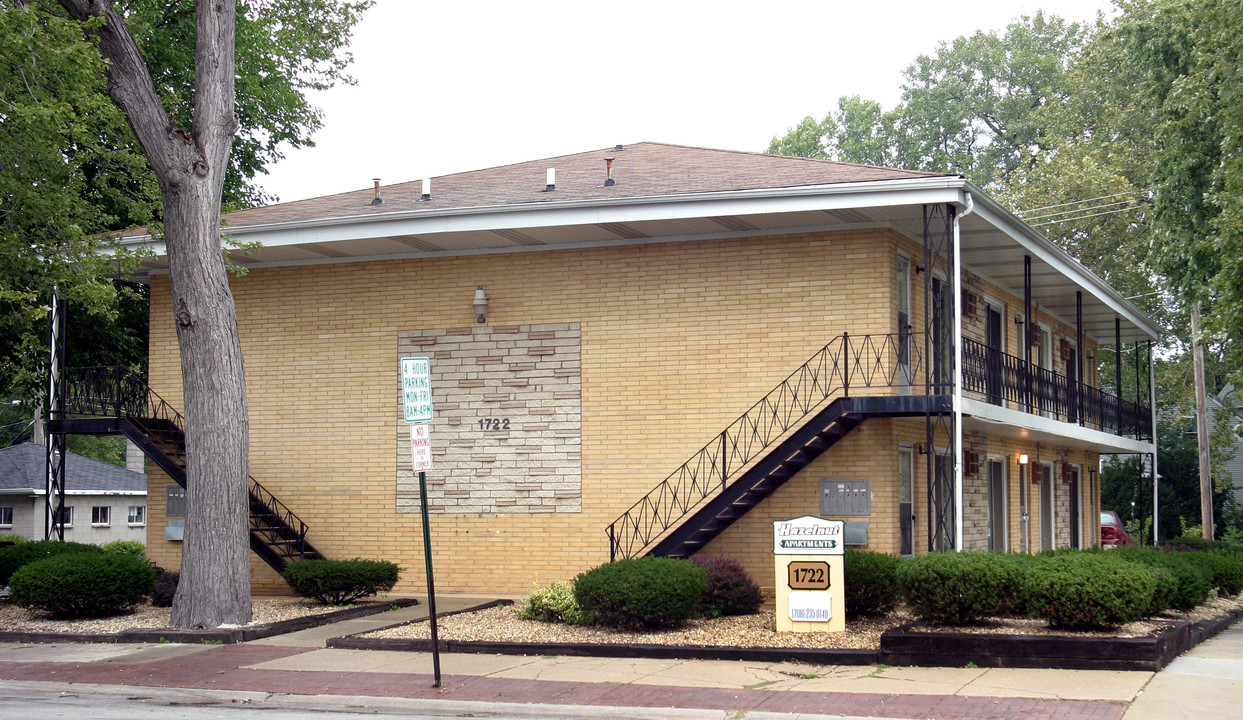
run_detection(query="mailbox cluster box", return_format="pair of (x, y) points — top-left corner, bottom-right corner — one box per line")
(820, 479), (871, 516)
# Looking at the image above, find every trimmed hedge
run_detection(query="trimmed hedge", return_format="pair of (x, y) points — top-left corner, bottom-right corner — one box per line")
(1180, 551), (1243, 596)
(689, 555), (763, 617)
(574, 557), (707, 629)
(10, 553), (156, 618)
(519, 581), (586, 624)
(0, 540), (103, 586)
(282, 558), (400, 605)
(1113, 547), (1213, 611)
(1025, 552), (1155, 629)
(843, 549), (901, 618)
(897, 551), (1019, 625)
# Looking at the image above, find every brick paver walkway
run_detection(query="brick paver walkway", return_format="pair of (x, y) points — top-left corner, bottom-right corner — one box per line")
(0, 644), (1127, 720)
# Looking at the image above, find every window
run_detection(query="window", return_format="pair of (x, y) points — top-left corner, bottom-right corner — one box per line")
(167, 486), (186, 517)
(92, 506), (111, 526)
(0, 506), (12, 526)
(53, 506), (73, 527)
(128, 506), (145, 525)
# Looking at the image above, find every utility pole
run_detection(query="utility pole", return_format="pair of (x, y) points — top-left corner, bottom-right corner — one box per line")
(1191, 305), (1213, 540)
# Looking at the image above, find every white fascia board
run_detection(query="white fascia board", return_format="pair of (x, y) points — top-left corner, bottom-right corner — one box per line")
(962, 397), (1154, 454)
(965, 185), (1161, 341)
(117, 178), (968, 251)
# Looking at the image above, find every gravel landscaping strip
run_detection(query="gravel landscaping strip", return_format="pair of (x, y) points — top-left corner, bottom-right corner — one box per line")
(362, 595), (1243, 651)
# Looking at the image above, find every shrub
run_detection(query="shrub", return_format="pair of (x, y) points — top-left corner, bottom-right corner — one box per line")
(1024, 552), (1154, 630)
(1179, 551), (1243, 596)
(102, 540), (147, 560)
(1114, 547), (1213, 611)
(152, 567), (179, 607)
(1144, 564), (1179, 616)
(896, 552), (1015, 625)
(281, 558), (400, 604)
(573, 557), (707, 629)
(519, 581), (586, 624)
(0, 534), (26, 546)
(10, 553), (156, 618)
(0, 540), (103, 586)
(843, 549), (901, 617)
(689, 555), (763, 617)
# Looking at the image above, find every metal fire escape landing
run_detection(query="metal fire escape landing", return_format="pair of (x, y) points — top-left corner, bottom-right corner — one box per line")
(47, 366), (324, 573)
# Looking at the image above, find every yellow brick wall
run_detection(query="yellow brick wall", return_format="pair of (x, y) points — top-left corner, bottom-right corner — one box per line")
(147, 230), (898, 593)
(145, 227), (1107, 594)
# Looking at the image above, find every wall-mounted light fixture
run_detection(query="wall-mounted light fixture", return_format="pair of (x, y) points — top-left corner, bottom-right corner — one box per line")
(472, 286), (489, 324)
(1018, 453), (1029, 466)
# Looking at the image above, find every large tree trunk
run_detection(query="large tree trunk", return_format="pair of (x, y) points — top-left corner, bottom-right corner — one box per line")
(58, 0), (251, 628)
(165, 183), (252, 629)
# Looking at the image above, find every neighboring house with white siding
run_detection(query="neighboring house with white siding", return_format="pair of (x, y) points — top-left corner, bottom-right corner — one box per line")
(0, 443), (147, 544)
(1210, 385), (1243, 508)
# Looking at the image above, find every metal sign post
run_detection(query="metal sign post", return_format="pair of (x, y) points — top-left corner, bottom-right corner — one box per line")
(402, 358), (440, 687)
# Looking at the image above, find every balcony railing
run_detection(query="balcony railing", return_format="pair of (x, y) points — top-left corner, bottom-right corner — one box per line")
(962, 338), (1152, 441)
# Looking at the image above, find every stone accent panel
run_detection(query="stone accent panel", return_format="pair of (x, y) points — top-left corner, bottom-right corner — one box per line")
(396, 323), (581, 514)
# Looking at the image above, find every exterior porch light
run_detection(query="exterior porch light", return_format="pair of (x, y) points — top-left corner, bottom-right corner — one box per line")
(1018, 454), (1029, 465)
(472, 286), (489, 324)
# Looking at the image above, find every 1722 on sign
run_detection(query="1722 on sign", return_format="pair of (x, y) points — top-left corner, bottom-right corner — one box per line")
(787, 561), (830, 590)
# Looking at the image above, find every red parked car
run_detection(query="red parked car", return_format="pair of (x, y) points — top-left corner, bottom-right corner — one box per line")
(1100, 510), (1135, 549)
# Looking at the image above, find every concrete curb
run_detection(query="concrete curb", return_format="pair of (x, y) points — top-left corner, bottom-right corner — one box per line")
(0, 597), (419, 645)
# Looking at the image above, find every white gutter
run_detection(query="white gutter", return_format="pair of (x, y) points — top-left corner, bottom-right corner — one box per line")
(953, 192), (974, 552)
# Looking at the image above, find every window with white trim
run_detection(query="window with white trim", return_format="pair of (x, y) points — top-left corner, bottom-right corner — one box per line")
(0, 506), (12, 526)
(91, 506), (111, 526)
(127, 506), (145, 525)
(53, 506), (73, 527)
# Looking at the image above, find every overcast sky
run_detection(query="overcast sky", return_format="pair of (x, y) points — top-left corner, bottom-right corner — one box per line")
(258, 0), (1119, 204)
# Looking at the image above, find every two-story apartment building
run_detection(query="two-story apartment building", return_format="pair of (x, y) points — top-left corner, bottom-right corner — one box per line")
(67, 143), (1157, 596)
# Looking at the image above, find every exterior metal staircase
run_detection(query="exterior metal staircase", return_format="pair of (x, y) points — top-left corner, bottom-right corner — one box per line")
(607, 333), (943, 561)
(49, 366), (324, 572)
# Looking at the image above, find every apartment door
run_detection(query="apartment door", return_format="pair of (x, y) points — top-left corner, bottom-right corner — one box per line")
(986, 303), (1004, 404)
(897, 256), (913, 393)
(1068, 465), (1082, 549)
(988, 459), (1007, 551)
(1040, 462), (1055, 551)
(931, 277), (951, 391)
(899, 445), (915, 557)
(1037, 326), (1053, 416)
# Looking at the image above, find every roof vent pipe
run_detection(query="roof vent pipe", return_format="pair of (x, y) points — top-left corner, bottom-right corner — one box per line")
(603, 157), (615, 187)
(545, 168), (555, 192)
(420, 177), (431, 201)
(370, 178), (383, 205)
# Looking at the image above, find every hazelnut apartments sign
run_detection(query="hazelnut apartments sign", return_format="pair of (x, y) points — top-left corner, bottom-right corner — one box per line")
(773, 515), (845, 633)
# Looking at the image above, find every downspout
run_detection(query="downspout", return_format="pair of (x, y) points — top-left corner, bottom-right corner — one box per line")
(953, 192), (974, 551)
(1149, 339), (1159, 544)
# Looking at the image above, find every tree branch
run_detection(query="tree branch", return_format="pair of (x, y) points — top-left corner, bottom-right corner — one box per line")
(56, 0), (195, 186)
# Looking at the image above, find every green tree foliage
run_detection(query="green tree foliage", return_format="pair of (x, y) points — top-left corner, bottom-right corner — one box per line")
(0, 3), (153, 404)
(0, 0), (372, 410)
(768, 12), (1086, 189)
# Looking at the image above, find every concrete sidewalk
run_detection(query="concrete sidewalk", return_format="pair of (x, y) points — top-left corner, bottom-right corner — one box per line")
(0, 596), (1239, 719)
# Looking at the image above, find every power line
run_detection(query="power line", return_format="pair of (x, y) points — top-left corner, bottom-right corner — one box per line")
(1029, 204), (1146, 226)
(1018, 191), (1145, 215)
(1024, 198), (1144, 222)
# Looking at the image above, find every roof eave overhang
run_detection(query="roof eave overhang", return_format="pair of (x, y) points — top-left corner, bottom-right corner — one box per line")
(117, 176), (969, 253)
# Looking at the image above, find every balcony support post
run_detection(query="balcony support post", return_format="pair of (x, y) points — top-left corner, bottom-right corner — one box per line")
(1076, 292), (1083, 426)
(1024, 256), (1032, 412)
(1115, 318), (1123, 433)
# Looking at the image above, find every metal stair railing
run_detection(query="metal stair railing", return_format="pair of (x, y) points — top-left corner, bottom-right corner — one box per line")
(606, 332), (925, 561)
(59, 366), (320, 566)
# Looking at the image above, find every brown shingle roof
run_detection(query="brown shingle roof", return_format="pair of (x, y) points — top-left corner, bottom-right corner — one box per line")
(219, 142), (954, 230)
